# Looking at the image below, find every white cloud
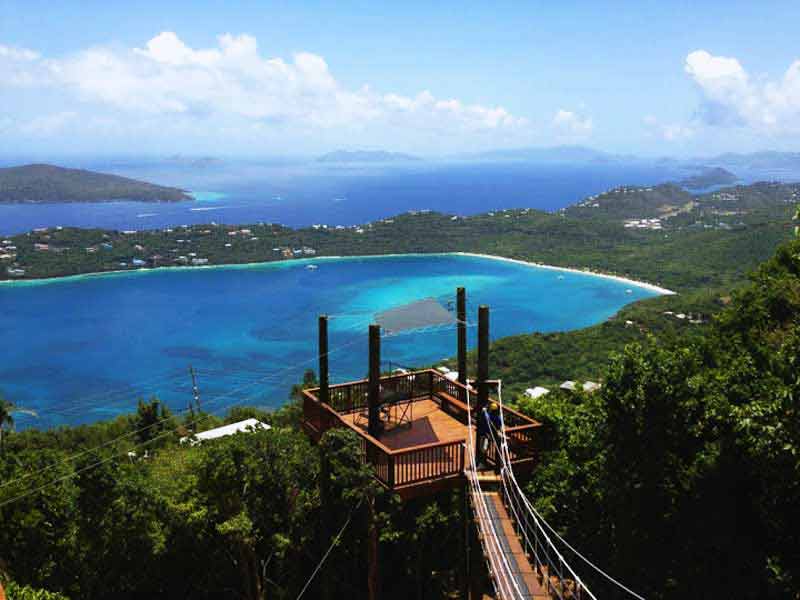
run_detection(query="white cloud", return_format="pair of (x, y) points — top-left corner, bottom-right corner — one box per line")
(18, 111), (77, 137)
(643, 115), (695, 141)
(552, 109), (592, 136)
(685, 49), (800, 133)
(0, 32), (528, 144)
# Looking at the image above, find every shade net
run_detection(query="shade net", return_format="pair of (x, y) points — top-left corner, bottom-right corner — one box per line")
(375, 297), (456, 334)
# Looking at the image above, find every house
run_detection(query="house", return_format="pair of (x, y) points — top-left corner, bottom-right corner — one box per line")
(6, 267), (25, 277)
(559, 381), (577, 391)
(191, 258), (209, 266)
(180, 418), (270, 446)
(34, 243), (49, 251)
(444, 371), (459, 382)
(436, 366), (451, 374)
(132, 258), (147, 267)
(524, 386), (550, 399)
(582, 381), (602, 393)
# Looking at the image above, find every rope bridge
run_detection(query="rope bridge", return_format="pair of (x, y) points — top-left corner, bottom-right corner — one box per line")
(464, 383), (597, 600)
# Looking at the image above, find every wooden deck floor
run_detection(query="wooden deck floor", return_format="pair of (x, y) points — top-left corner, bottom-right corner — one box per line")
(341, 398), (470, 450)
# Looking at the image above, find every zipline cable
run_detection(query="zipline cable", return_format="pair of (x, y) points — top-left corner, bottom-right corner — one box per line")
(489, 381), (645, 600)
(0, 319), (375, 494)
(294, 500), (361, 600)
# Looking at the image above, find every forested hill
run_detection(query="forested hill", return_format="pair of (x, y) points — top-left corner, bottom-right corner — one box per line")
(0, 164), (191, 203)
(3, 180), (797, 291)
(1, 237), (799, 599)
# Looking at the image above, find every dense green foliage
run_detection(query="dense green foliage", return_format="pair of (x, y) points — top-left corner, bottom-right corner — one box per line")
(517, 237), (800, 598)
(1, 579), (70, 600)
(0, 164), (190, 203)
(0, 390), (467, 599)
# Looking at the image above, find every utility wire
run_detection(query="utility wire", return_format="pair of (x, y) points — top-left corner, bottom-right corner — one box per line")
(294, 501), (361, 600)
(0, 323), (372, 495)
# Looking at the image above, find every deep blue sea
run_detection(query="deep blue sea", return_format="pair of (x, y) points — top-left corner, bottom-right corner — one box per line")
(0, 160), (696, 235)
(0, 254), (660, 428)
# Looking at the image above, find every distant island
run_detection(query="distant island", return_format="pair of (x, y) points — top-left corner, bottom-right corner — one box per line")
(460, 145), (631, 163)
(678, 167), (738, 189)
(317, 150), (422, 163)
(702, 151), (800, 171)
(0, 164), (192, 203)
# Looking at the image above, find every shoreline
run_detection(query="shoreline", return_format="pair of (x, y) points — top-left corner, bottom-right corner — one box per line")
(453, 252), (676, 295)
(0, 251), (676, 294)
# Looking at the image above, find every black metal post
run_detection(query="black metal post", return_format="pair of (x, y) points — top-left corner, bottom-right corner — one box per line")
(457, 287), (467, 392)
(318, 315), (329, 405)
(477, 305), (489, 412)
(476, 305), (489, 464)
(368, 324), (381, 437)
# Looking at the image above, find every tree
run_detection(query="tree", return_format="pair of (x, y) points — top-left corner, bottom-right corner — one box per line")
(134, 396), (174, 446)
(0, 395), (14, 453)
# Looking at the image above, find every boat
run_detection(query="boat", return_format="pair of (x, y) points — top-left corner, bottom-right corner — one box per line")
(306, 264), (319, 270)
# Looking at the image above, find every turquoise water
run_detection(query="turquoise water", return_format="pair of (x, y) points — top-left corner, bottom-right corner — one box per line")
(190, 191), (228, 202)
(0, 254), (661, 428)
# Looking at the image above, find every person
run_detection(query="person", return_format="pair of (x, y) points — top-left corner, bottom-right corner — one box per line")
(476, 402), (502, 469)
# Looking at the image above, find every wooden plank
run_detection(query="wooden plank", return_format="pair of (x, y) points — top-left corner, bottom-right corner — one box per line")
(477, 492), (550, 599)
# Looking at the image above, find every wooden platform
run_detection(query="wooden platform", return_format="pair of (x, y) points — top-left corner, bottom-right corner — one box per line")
(342, 398), (469, 450)
(301, 369), (541, 499)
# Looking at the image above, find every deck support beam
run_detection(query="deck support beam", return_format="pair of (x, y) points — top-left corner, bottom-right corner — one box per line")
(457, 287), (467, 397)
(368, 324), (381, 438)
(476, 305), (489, 464)
(318, 315), (329, 405)
(477, 305), (489, 411)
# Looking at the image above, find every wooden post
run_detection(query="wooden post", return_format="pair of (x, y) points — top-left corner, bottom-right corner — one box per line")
(367, 496), (380, 600)
(457, 287), (467, 396)
(462, 482), (470, 599)
(368, 324), (381, 438)
(319, 315), (329, 405)
(476, 305), (490, 464)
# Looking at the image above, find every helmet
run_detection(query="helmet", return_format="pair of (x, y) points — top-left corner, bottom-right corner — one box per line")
(489, 402), (499, 412)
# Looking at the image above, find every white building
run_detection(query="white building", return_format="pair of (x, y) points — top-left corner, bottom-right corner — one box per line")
(524, 386), (550, 399)
(180, 418), (270, 446)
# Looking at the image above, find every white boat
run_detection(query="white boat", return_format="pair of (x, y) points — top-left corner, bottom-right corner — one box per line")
(306, 264), (319, 270)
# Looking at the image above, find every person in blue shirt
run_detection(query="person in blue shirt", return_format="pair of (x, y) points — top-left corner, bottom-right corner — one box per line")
(477, 402), (502, 469)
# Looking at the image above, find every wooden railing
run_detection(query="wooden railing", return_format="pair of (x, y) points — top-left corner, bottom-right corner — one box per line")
(391, 439), (465, 487)
(310, 370), (434, 415)
(302, 369), (540, 492)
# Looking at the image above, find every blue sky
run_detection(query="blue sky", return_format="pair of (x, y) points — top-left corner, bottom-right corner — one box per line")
(2, 0), (800, 157)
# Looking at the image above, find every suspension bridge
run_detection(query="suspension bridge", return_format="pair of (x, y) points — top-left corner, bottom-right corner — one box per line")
(302, 287), (643, 599)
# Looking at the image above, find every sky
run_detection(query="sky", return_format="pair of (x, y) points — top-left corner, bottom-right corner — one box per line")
(1, 0), (800, 158)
